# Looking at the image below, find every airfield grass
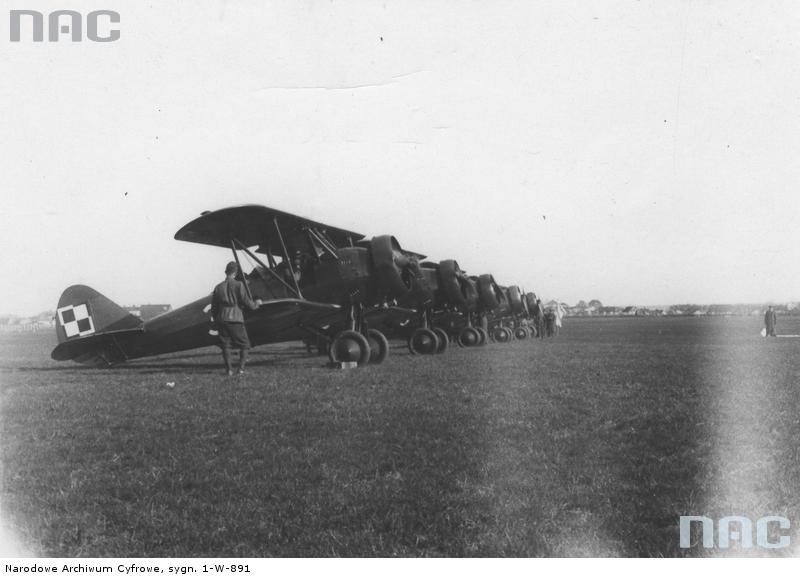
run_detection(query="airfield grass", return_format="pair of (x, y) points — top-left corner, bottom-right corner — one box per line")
(2, 316), (800, 557)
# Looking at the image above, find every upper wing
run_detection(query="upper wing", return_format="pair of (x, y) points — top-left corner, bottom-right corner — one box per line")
(174, 205), (365, 253)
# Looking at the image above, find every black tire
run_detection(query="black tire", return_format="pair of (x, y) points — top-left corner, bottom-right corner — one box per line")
(433, 328), (449, 354)
(514, 326), (529, 340)
(492, 326), (511, 343)
(408, 327), (439, 355)
(457, 327), (481, 347)
(476, 326), (488, 345)
(329, 330), (371, 365)
(367, 329), (389, 364)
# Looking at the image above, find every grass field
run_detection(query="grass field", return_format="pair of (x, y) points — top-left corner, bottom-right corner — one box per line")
(2, 316), (800, 557)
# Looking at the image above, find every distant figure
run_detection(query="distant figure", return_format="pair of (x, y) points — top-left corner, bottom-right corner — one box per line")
(533, 299), (545, 339)
(554, 302), (566, 336)
(544, 308), (556, 337)
(211, 261), (261, 376)
(764, 305), (777, 337)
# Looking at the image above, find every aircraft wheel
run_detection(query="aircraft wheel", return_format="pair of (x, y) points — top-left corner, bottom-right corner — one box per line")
(476, 327), (488, 345)
(366, 329), (389, 364)
(329, 330), (371, 365)
(433, 328), (449, 354)
(514, 326), (529, 340)
(408, 327), (439, 355)
(457, 327), (481, 347)
(492, 326), (512, 343)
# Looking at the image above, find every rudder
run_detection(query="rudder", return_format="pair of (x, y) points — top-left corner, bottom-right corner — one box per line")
(52, 285), (143, 365)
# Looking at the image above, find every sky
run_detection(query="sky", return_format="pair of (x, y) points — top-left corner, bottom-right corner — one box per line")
(2, 0), (800, 316)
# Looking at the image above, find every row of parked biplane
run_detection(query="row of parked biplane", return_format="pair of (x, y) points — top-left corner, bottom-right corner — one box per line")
(52, 205), (549, 367)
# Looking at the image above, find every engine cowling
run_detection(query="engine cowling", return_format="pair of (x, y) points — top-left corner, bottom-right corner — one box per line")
(525, 292), (537, 315)
(403, 258), (435, 306)
(369, 235), (415, 300)
(439, 260), (478, 312)
(508, 285), (524, 316)
(477, 274), (504, 312)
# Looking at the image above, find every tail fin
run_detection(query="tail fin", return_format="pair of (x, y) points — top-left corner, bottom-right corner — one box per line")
(51, 285), (144, 366)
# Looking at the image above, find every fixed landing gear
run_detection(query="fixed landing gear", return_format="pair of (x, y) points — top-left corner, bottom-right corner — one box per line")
(491, 326), (512, 343)
(325, 327), (390, 367)
(457, 326), (481, 347)
(408, 327), (439, 355)
(328, 330), (371, 365)
(433, 328), (449, 354)
(367, 328), (389, 364)
(513, 326), (529, 340)
(326, 301), (392, 366)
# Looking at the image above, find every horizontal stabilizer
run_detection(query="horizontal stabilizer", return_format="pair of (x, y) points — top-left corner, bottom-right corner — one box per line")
(51, 328), (144, 366)
(52, 285), (144, 365)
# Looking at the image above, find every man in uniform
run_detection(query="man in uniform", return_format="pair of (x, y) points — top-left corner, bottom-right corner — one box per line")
(211, 261), (261, 375)
(764, 305), (777, 337)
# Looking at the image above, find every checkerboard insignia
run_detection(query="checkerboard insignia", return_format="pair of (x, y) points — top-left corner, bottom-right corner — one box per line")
(57, 303), (96, 338)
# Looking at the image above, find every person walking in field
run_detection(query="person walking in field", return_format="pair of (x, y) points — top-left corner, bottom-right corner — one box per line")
(211, 261), (261, 376)
(764, 305), (777, 337)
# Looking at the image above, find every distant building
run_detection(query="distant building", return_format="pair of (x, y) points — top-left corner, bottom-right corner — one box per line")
(706, 305), (734, 316)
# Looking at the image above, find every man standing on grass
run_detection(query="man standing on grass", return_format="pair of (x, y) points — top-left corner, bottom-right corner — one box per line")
(533, 298), (545, 339)
(211, 261), (261, 376)
(764, 305), (777, 337)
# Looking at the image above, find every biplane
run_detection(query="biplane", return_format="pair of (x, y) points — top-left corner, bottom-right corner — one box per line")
(353, 259), (516, 352)
(51, 205), (435, 367)
(483, 286), (538, 342)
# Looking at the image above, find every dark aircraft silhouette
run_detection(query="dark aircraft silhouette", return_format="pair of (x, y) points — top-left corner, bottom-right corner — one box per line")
(357, 261), (510, 353)
(52, 205), (430, 367)
(474, 285), (542, 343)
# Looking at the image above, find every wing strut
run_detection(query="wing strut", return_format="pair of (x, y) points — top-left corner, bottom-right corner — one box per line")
(305, 227), (339, 258)
(273, 216), (303, 298)
(230, 240), (254, 301)
(232, 238), (301, 299)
